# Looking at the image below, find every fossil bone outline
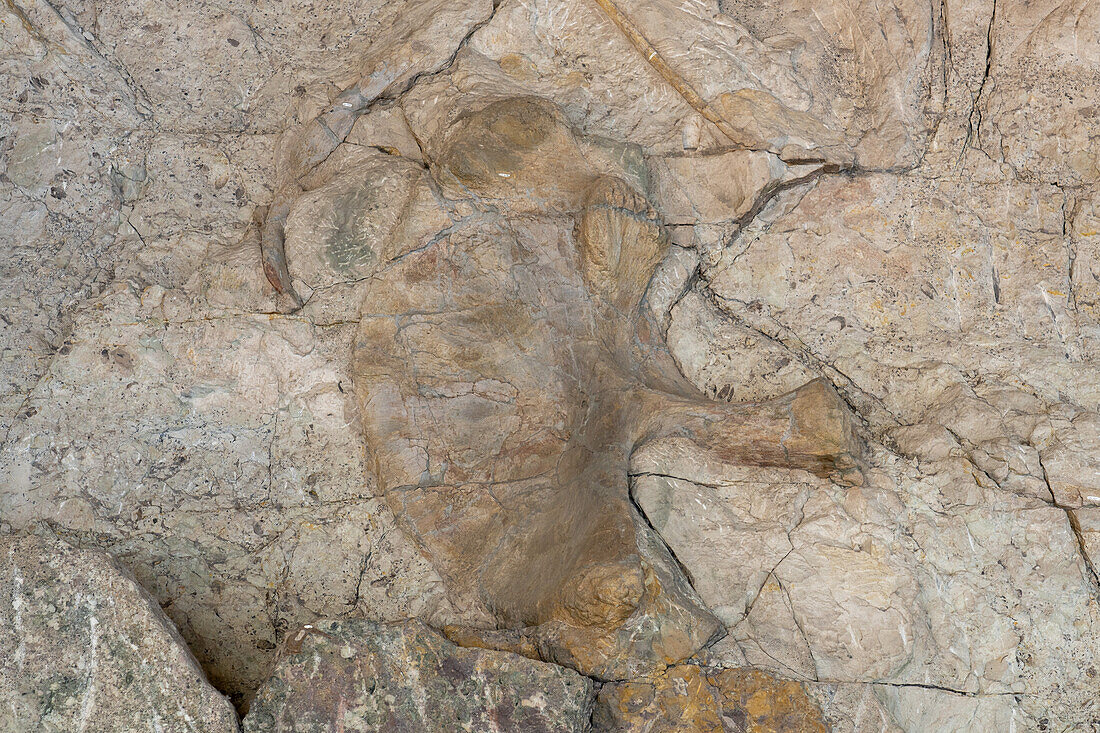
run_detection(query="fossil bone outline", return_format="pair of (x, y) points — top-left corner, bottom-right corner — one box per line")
(265, 92), (864, 677)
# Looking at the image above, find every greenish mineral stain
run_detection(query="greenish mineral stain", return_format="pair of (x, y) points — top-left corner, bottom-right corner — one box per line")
(324, 186), (381, 274)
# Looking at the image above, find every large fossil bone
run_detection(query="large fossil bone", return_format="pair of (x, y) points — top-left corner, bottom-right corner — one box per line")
(350, 98), (864, 678)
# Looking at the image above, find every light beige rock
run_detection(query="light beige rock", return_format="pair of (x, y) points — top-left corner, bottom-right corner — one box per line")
(803, 682), (903, 733)
(1035, 409), (1100, 507)
(448, 0), (943, 165)
(283, 149), (449, 293)
(0, 0), (148, 439)
(257, 0), (496, 305)
(631, 469), (810, 628)
(878, 685), (1032, 732)
(0, 283), (461, 704)
(666, 290), (818, 404)
(636, 438), (1100, 726)
(650, 151), (784, 225)
(969, 0), (1100, 185)
(703, 174), (1100, 427)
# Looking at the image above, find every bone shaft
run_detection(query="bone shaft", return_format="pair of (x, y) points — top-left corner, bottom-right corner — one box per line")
(634, 378), (863, 479)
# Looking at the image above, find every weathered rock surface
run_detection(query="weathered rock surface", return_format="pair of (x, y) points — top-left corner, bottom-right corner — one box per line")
(593, 664), (827, 732)
(4, 0), (1100, 728)
(0, 532), (238, 732)
(242, 619), (594, 732)
(633, 440), (1100, 725)
(957, 0), (1100, 186)
(0, 277), (464, 705)
(257, 0), (496, 305)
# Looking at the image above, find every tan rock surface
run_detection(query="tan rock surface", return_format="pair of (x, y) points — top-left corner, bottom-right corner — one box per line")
(349, 97), (863, 678)
(4, 0), (1100, 728)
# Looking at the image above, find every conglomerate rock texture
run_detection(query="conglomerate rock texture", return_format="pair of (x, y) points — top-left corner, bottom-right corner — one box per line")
(2, 0), (1100, 729)
(242, 619), (596, 732)
(0, 533), (238, 732)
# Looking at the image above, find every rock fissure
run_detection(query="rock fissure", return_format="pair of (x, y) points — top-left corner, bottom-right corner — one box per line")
(257, 0), (503, 308)
(1038, 454), (1100, 597)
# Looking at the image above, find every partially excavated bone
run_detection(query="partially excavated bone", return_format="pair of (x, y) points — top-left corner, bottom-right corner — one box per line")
(350, 98), (864, 678)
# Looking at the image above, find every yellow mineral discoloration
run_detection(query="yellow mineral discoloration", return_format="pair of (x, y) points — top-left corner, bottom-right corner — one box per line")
(594, 664), (827, 732)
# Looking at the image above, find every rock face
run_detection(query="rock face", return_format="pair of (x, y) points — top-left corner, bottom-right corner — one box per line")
(242, 619), (595, 732)
(0, 533), (238, 732)
(0, 279), (459, 704)
(258, 0), (497, 305)
(4, 0), (1100, 728)
(593, 664), (828, 732)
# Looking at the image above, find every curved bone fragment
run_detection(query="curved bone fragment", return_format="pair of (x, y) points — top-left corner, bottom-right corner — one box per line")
(257, 0), (495, 308)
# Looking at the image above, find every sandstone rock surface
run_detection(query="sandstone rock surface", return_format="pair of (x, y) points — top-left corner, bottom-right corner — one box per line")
(0, 279), (461, 704)
(3, 0), (1100, 728)
(241, 619), (595, 732)
(0, 533), (238, 732)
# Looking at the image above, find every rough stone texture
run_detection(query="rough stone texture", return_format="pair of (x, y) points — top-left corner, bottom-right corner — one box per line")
(634, 440), (1100, 726)
(0, 277), (462, 705)
(0, 532), (238, 732)
(960, 0), (1100, 186)
(256, 0), (496, 305)
(1, 0), (149, 440)
(241, 619), (595, 732)
(442, 0), (943, 166)
(593, 664), (828, 732)
(4, 0), (1100, 728)
(0, 0), (490, 707)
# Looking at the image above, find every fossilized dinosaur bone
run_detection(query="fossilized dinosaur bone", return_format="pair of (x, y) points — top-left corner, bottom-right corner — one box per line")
(258, 0), (495, 308)
(350, 97), (864, 679)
